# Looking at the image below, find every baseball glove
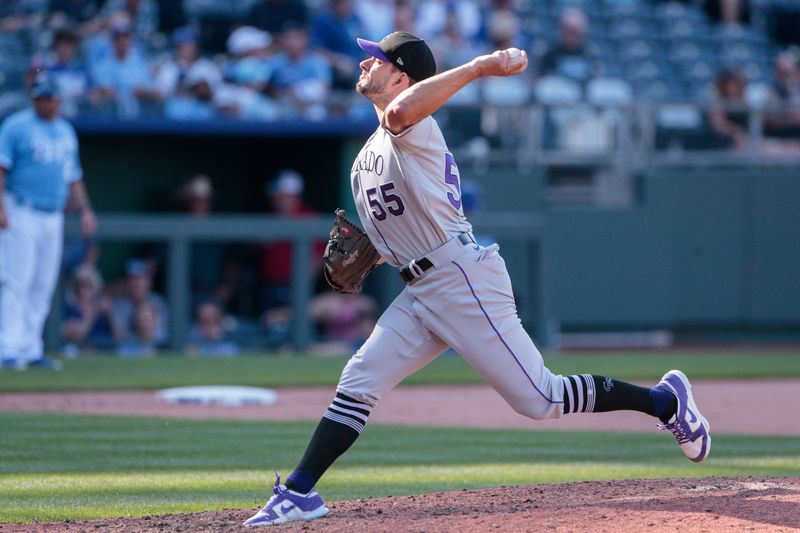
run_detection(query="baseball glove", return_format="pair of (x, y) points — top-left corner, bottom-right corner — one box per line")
(323, 208), (382, 294)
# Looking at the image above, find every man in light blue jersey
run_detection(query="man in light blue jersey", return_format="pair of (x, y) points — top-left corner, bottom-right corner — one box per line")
(0, 73), (97, 370)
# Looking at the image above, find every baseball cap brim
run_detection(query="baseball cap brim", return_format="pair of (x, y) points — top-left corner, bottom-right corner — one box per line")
(356, 38), (391, 62)
(31, 84), (61, 100)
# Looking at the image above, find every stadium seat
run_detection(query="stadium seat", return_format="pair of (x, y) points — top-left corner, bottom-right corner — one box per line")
(745, 81), (772, 110)
(619, 39), (654, 61)
(534, 76), (582, 105)
(483, 77), (530, 106)
(587, 78), (634, 106)
(656, 104), (703, 129)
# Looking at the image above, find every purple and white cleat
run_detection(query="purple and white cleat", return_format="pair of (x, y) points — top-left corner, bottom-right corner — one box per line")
(242, 472), (329, 527)
(655, 369), (711, 463)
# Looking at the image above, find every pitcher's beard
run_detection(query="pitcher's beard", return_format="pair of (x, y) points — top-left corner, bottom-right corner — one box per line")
(356, 78), (372, 95)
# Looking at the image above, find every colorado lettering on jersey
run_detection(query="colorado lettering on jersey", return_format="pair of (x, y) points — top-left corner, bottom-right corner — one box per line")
(353, 149), (384, 176)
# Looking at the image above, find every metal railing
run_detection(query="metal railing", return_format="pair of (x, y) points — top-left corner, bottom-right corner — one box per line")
(439, 102), (800, 173)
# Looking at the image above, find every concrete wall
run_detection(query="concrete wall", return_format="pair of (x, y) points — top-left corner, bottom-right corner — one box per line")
(472, 167), (800, 329)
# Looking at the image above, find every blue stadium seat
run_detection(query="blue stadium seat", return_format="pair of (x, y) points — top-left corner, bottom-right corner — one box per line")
(634, 79), (686, 102)
(587, 77), (634, 106)
(535, 76), (582, 104)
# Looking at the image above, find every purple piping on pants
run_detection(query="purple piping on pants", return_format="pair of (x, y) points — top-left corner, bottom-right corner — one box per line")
(357, 173), (401, 265)
(453, 261), (561, 405)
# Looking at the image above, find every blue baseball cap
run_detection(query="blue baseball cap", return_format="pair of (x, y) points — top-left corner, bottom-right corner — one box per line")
(110, 18), (132, 37)
(125, 259), (149, 276)
(30, 73), (61, 100)
(172, 26), (198, 46)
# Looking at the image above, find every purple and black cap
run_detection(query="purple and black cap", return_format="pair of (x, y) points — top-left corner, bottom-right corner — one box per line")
(357, 31), (436, 82)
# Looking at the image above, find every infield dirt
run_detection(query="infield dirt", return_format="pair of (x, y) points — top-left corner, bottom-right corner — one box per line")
(2, 381), (798, 531)
(3, 477), (799, 532)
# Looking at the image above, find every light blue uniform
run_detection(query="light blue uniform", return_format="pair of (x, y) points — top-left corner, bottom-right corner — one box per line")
(0, 109), (82, 210)
(0, 108), (82, 363)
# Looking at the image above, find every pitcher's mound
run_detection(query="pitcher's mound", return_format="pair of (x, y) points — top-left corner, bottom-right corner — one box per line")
(17, 477), (800, 532)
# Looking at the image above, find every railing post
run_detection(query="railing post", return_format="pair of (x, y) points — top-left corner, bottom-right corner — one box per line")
(291, 237), (313, 351)
(167, 237), (190, 350)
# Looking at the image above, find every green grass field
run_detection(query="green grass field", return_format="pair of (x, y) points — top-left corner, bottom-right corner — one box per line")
(2, 350), (799, 524)
(1, 350), (800, 392)
(2, 412), (799, 523)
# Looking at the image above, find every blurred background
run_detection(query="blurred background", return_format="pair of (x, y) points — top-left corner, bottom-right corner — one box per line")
(2, 0), (799, 358)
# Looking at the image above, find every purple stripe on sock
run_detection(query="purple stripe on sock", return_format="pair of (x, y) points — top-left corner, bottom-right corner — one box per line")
(453, 261), (561, 405)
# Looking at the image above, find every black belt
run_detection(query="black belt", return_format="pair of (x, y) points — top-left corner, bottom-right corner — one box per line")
(399, 233), (476, 283)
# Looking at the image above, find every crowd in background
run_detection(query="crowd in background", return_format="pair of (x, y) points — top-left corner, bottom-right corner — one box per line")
(2, 0), (800, 359)
(58, 169), (382, 358)
(0, 0), (798, 132)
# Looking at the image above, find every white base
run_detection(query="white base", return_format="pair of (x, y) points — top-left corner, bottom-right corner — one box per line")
(156, 385), (278, 406)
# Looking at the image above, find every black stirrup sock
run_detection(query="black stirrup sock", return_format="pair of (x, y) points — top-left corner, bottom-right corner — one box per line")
(285, 392), (372, 494)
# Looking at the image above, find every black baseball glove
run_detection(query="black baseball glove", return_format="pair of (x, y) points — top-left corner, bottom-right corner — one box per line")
(323, 209), (382, 294)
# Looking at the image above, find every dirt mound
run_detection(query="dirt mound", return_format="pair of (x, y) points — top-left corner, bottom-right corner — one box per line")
(3, 380), (799, 435)
(6, 477), (799, 532)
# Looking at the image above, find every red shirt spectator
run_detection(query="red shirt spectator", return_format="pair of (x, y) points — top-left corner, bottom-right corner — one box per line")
(259, 170), (325, 312)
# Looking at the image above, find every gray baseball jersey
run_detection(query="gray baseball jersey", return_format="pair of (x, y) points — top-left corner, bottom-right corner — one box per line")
(351, 116), (472, 267)
(339, 116), (565, 421)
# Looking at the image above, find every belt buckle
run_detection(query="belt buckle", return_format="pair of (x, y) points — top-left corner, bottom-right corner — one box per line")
(400, 258), (429, 284)
(404, 259), (425, 280)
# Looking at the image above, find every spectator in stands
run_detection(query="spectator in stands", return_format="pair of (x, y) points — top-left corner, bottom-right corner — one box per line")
(310, 291), (377, 354)
(703, 0), (751, 25)
(185, 301), (239, 357)
(708, 67), (750, 150)
(215, 83), (281, 121)
(430, 13), (487, 73)
(224, 26), (273, 92)
(393, 0), (417, 35)
(44, 28), (89, 118)
(60, 263), (114, 355)
(266, 23), (332, 120)
(213, 27), (281, 120)
(164, 62), (220, 120)
(765, 51), (800, 138)
(482, 10), (529, 103)
(248, 0), (309, 35)
(156, 26), (220, 100)
(89, 16), (159, 118)
(101, 0), (159, 45)
(311, 0), (366, 89)
(115, 300), (160, 357)
(111, 258), (169, 347)
(416, 0), (483, 43)
(258, 170), (323, 314)
(0, 0), (42, 32)
(539, 7), (597, 86)
(354, 0), (393, 42)
(429, 13), (485, 104)
(175, 175), (241, 313)
(48, 0), (104, 35)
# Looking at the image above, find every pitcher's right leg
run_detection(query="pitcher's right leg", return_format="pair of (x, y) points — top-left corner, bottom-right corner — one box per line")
(244, 290), (446, 526)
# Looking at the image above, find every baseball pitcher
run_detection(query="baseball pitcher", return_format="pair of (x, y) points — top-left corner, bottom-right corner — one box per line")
(243, 32), (711, 527)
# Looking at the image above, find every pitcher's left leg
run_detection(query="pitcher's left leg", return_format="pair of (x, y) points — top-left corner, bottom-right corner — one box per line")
(415, 250), (709, 462)
(413, 249), (564, 420)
